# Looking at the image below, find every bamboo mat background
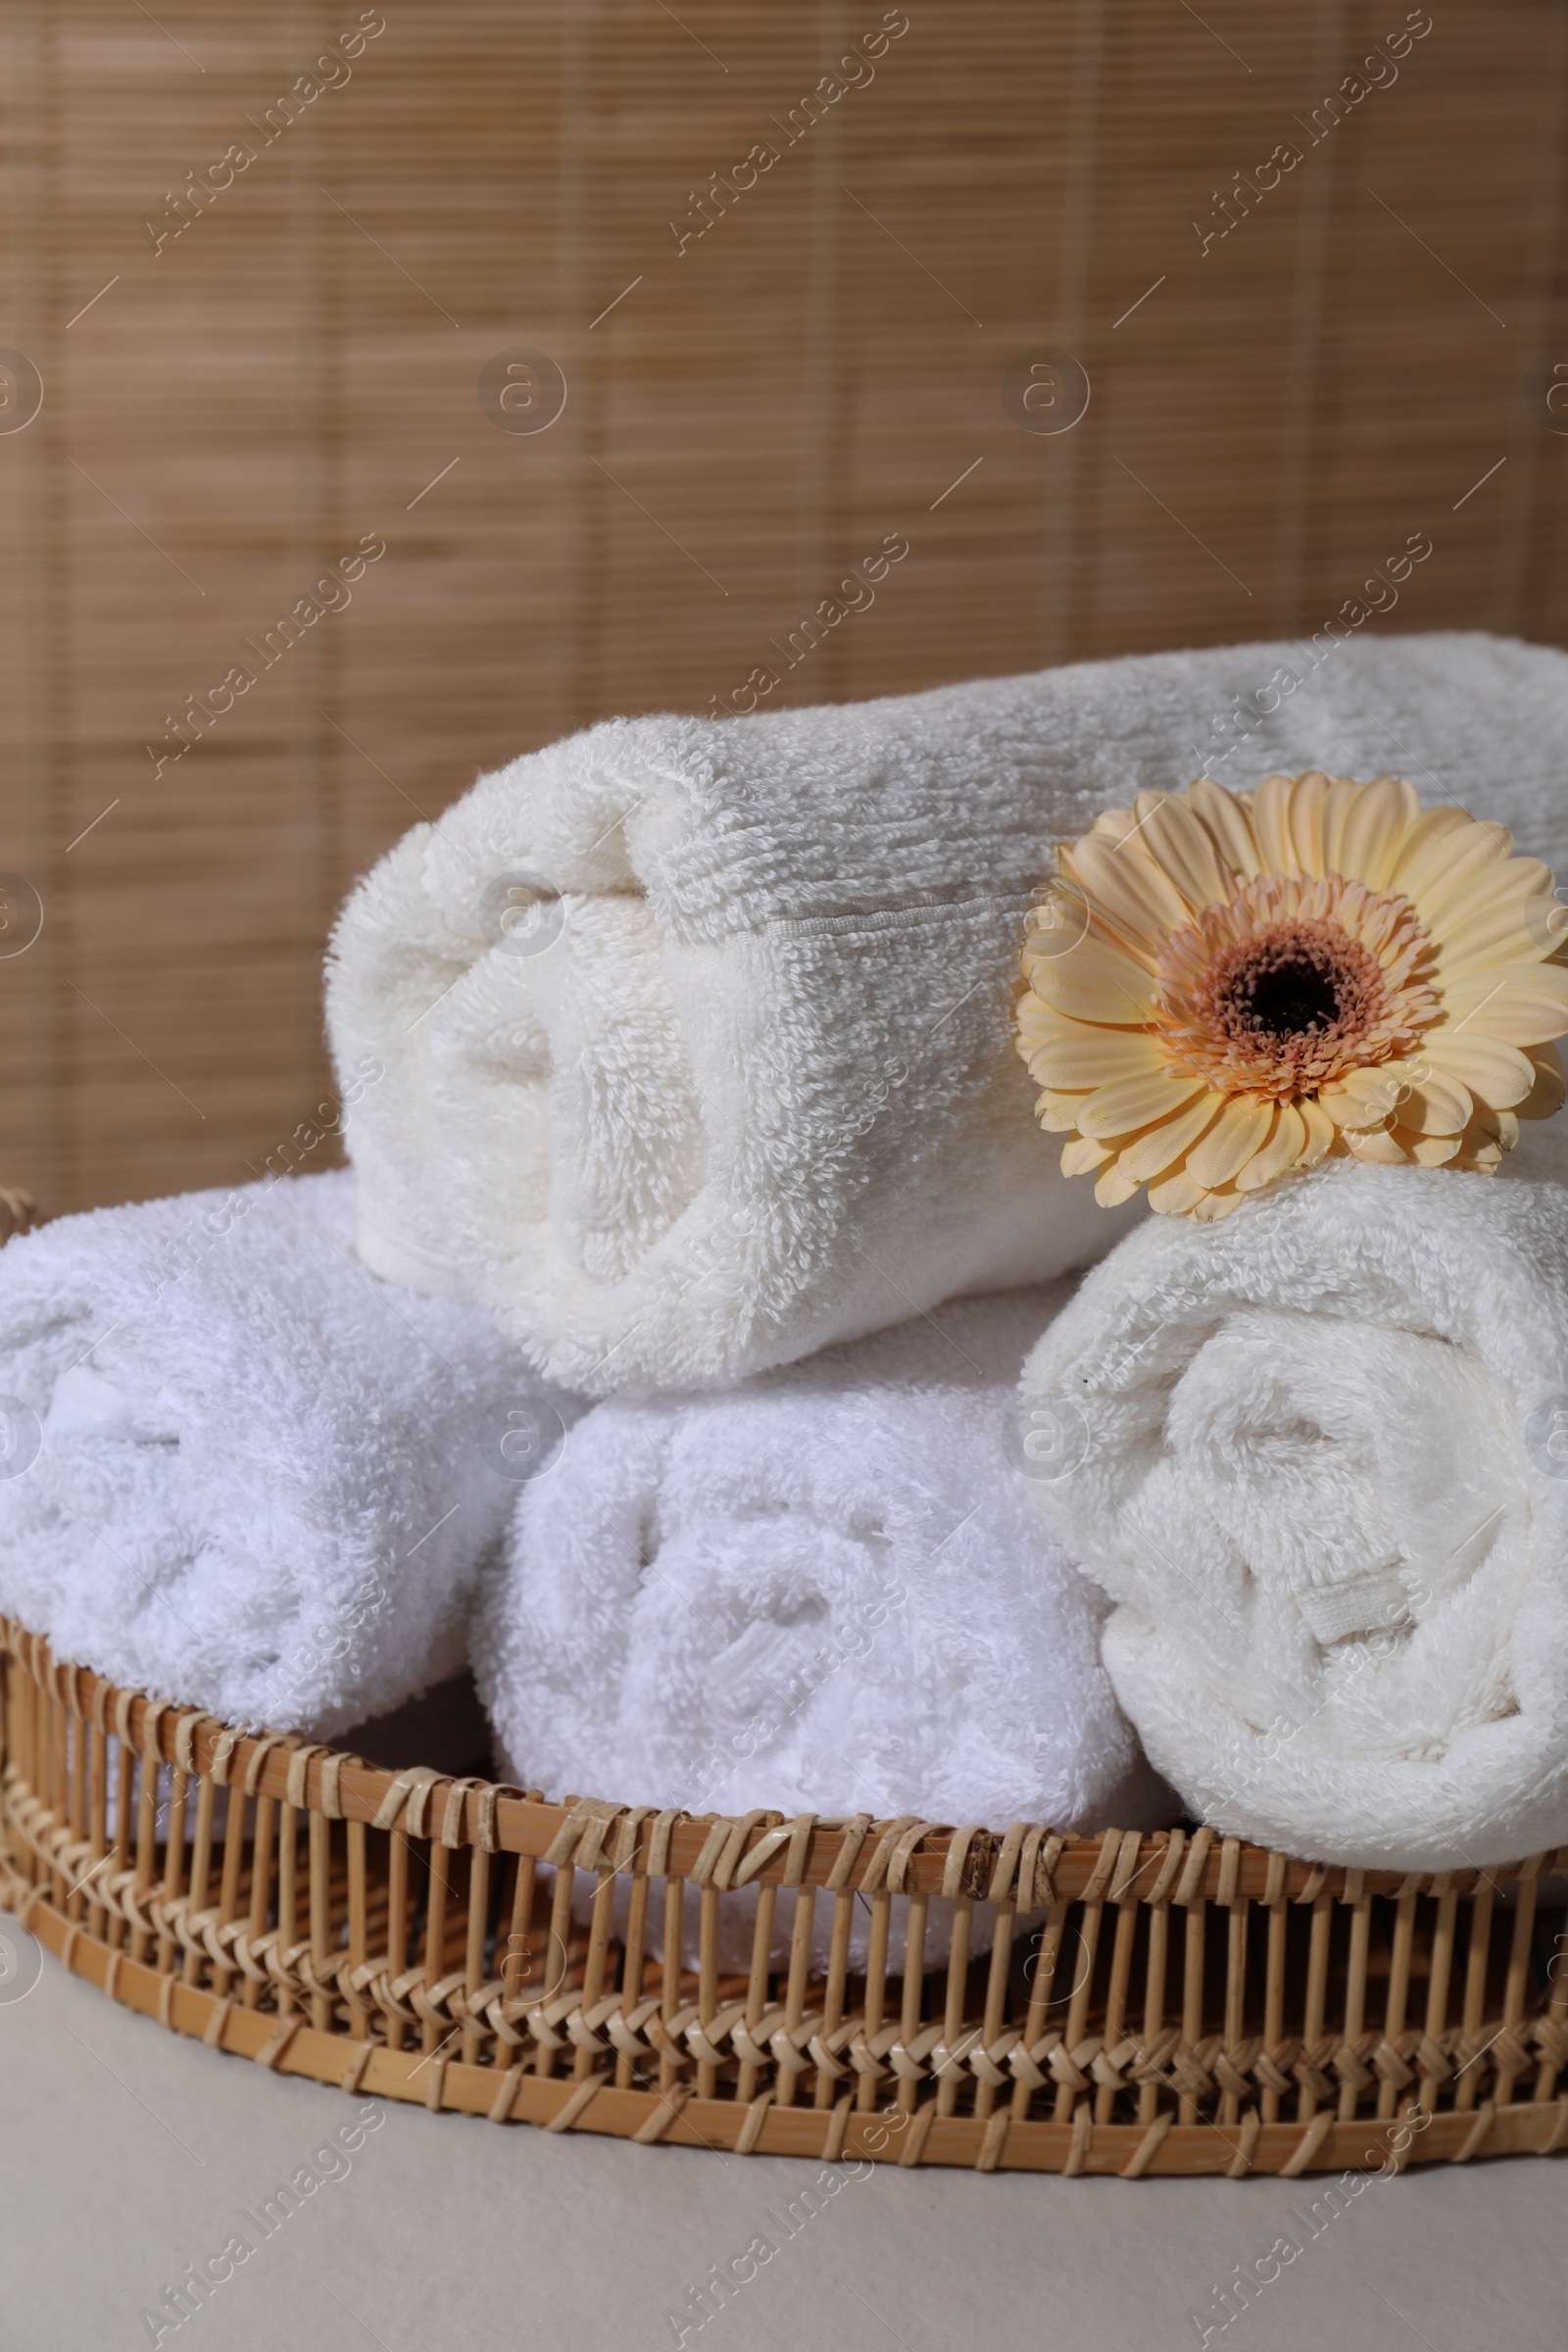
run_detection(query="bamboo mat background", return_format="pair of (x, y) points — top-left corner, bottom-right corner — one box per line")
(1, 0), (1565, 1214)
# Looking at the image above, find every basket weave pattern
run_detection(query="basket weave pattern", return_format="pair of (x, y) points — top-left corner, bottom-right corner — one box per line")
(4, 1619), (1566, 2177)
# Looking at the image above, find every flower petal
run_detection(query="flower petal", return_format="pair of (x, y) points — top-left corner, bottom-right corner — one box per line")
(1335, 775), (1421, 889)
(1148, 1166), (1208, 1216)
(1185, 1095), (1276, 1188)
(1026, 931), (1159, 1024)
(1191, 1186), (1245, 1222)
(1076, 1068), (1209, 1138)
(1064, 833), (1190, 952)
(1061, 1134), (1114, 1176)
(1298, 1096), (1337, 1165)
(1322, 776), (1373, 877)
(1418, 1032), (1536, 1110)
(1034, 1088), (1088, 1132)
(1327, 1062), (1410, 1117)
(1094, 1157), (1143, 1207)
(1390, 1126), (1464, 1166)
(1017, 992), (1055, 1042)
(1414, 842), (1547, 939)
(1327, 1056), (1470, 1134)
(1396, 1068), (1474, 1136)
(1434, 913), (1550, 984)
(1455, 1108), (1518, 1168)
(1118, 1090), (1228, 1183)
(1316, 1079), (1390, 1132)
(1385, 806), (1495, 907)
(1287, 770), (1333, 877)
(1250, 775), (1298, 876)
(1441, 964), (1568, 1047)
(1187, 777), (1260, 882)
(1026, 1020), (1167, 1090)
(1430, 864), (1559, 973)
(1343, 1122), (1410, 1163)
(1517, 1043), (1566, 1121)
(1430, 849), (1552, 913)
(1131, 790), (1231, 910)
(1234, 1102), (1308, 1192)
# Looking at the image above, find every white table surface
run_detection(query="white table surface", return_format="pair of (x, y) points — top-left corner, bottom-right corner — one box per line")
(4, 1950), (1565, 2351)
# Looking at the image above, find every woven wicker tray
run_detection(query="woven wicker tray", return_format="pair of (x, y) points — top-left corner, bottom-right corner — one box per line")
(3, 1616), (1565, 2178)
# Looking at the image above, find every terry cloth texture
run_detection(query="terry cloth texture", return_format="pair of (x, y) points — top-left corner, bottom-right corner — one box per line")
(0, 1170), (575, 1739)
(1019, 1126), (1568, 1869)
(473, 1284), (1170, 1838)
(325, 630), (1568, 1393)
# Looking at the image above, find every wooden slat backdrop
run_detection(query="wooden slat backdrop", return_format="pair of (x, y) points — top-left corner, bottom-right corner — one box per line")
(2, 0), (1566, 1214)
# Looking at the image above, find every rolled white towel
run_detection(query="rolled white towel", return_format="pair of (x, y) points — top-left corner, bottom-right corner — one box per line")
(472, 1286), (1169, 1837)
(1018, 1136), (1568, 1869)
(0, 1171), (575, 1738)
(326, 630), (1568, 1393)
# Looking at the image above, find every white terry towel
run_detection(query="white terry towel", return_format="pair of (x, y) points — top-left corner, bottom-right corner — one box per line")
(473, 1286), (1170, 1839)
(326, 630), (1568, 1394)
(1018, 1132), (1568, 1871)
(0, 1171), (574, 1740)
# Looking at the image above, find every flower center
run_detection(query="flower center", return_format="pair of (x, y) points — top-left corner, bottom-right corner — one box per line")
(1213, 921), (1380, 1048)
(1231, 951), (1342, 1038)
(1154, 874), (1439, 1102)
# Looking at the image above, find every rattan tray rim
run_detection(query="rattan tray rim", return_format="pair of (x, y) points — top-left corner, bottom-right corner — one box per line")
(6, 1616), (1568, 2179)
(7, 1623), (1557, 1906)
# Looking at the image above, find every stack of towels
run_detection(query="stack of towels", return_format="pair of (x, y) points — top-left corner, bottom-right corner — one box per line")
(5, 627), (1568, 1875)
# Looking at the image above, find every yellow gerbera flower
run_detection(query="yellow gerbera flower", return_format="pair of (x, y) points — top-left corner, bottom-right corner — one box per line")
(1017, 771), (1568, 1221)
